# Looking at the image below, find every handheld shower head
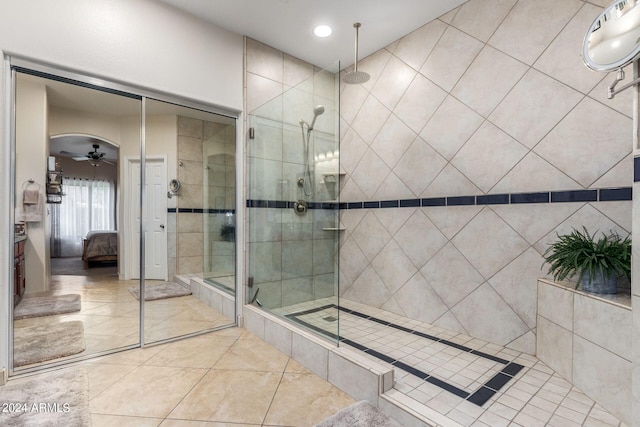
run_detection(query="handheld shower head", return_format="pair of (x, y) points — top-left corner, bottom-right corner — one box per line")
(308, 104), (325, 130)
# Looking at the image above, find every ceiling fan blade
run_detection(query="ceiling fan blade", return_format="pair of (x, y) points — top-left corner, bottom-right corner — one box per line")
(102, 159), (115, 165)
(72, 156), (89, 161)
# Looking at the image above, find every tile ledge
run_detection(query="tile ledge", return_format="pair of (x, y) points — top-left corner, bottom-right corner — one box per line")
(381, 389), (462, 427)
(537, 278), (631, 310)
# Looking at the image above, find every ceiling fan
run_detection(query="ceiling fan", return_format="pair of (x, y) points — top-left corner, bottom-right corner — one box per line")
(61, 144), (115, 166)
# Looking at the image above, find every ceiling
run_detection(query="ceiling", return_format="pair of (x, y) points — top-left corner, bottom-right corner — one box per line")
(158, 0), (467, 69)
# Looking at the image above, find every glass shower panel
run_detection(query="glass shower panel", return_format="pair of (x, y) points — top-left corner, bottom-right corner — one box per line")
(247, 62), (341, 343)
(203, 120), (237, 294)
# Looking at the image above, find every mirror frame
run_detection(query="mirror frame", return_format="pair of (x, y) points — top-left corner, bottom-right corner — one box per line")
(583, 0), (640, 72)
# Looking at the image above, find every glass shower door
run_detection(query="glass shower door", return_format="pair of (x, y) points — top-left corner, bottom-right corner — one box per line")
(246, 63), (341, 344)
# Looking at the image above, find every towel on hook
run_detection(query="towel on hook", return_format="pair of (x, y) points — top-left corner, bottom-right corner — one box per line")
(23, 188), (39, 205)
(19, 189), (43, 222)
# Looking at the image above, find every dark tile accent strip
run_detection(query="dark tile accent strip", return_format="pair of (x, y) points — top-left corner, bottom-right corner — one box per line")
(400, 198), (421, 207)
(502, 362), (524, 377)
(476, 194), (509, 205)
(469, 350), (509, 365)
(635, 157), (640, 182)
(270, 200), (288, 208)
(392, 361), (430, 380)
(412, 330), (440, 341)
(286, 304), (524, 406)
(247, 186), (632, 212)
(447, 196), (475, 206)
(168, 208), (177, 213)
(340, 338), (368, 352)
(551, 190), (597, 203)
(600, 187), (632, 201)
(421, 197), (446, 207)
(467, 387), (495, 406)
(484, 373), (512, 391)
(366, 348), (397, 364)
(425, 376), (470, 399)
(510, 192), (549, 204)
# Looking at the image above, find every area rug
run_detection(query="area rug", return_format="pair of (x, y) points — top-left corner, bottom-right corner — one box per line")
(314, 401), (402, 427)
(13, 321), (85, 367)
(128, 281), (192, 301)
(14, 294), (81, 319)
(0, 369), (90, 426)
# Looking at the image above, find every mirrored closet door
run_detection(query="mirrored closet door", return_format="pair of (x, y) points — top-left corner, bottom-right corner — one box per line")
(10, 61), (237, 374)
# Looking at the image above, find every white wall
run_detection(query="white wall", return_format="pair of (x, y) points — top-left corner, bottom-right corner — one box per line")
(0, 0), (243, 374)
(0, 0), (243, 110)
(15, 77), (49, 294)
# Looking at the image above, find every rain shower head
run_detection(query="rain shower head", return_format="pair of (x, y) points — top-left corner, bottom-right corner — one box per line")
(308, 104), (325, 130)
(342, 23), (370, 85)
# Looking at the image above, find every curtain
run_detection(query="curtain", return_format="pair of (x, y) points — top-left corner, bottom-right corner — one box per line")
(51, 178), (116, 257)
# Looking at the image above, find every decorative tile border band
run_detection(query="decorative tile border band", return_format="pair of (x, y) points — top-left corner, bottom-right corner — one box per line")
(245, 187), (631, 211)
(286, 304), (524, 406)
(246, 200), (338, 210)
(168, 208), (236, 214)
(635, 156), (640, 182)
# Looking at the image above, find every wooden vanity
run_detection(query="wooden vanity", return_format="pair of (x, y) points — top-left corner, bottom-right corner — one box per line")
(14, 235), (26, 306)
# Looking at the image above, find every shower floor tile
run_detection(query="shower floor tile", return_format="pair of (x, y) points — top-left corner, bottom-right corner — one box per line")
(274, 298), (625, 427)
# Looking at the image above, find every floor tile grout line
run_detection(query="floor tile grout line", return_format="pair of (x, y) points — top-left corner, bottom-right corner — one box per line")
(287, 304), (524, 406)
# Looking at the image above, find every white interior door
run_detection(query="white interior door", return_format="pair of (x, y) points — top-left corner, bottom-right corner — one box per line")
(129, 158), (167, 280)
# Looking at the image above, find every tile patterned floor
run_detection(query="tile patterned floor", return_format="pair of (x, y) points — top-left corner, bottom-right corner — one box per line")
(275, 297), (627, 427)
(6, 327), (356, 426)
(14, 273), (234, 370)
(11, 272), (629, 427)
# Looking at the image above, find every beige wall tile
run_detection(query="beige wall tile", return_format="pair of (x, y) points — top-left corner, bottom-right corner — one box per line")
(451, 46), (528, 117)
(536, 316), (573, 381)
(538, 282), (574, 331)
(574, 295), (632, 360)
(420, 26), (484, 92)
(488, 0), (582, 65)
(393, 19), (447, 71)
(451, 0), (517, 42)
(573, 336), (631, 425)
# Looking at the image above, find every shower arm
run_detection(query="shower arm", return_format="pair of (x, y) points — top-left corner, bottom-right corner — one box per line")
(353, 22), (361, 73)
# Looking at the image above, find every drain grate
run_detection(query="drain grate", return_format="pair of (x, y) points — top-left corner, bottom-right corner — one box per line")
(323, 315), (337, 322)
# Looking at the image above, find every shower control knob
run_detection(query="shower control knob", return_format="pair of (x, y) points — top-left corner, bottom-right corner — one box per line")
(293, 200), (308, 215)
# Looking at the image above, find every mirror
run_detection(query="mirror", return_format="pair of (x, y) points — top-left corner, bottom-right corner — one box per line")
(11, 64), (238, 373)
(142, 98), (237, 344)
(13, 71), (142, 371)
(583, 0), (640, 71)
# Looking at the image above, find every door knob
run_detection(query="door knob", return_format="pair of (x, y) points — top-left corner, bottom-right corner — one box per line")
(160, 224), (165, 229)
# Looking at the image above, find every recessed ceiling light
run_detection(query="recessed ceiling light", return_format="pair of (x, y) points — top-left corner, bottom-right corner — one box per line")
(314, 25), (332, 38)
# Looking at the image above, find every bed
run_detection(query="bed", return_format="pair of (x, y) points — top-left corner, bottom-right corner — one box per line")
(82, 230), (118, 268)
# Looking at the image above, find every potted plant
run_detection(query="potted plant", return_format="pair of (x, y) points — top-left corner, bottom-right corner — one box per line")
(542, 227), (631, 294)
(219, 224), (235, 242)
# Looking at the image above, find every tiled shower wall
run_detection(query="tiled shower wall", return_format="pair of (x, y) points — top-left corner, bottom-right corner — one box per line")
(338, 0), (632, 354)
(174, 116), (235, 277)
(245, 37), (339, 309)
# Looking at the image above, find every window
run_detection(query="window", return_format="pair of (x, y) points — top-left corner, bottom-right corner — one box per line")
(51, 178), (116, 257)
